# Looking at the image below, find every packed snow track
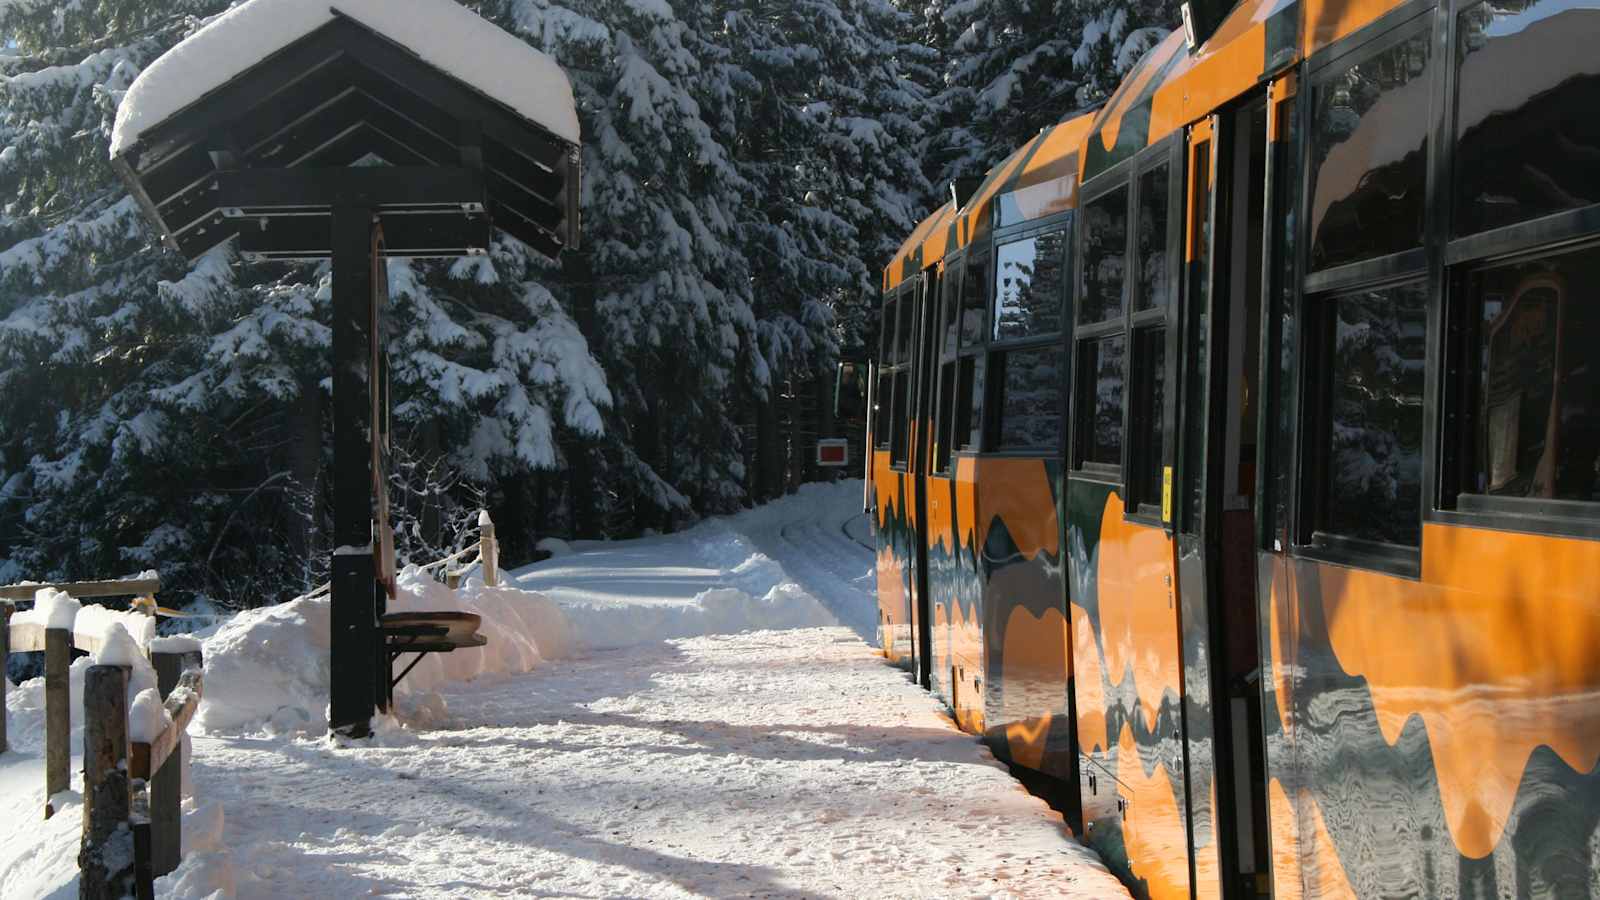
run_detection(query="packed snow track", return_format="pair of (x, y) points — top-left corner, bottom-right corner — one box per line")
(2, 481), (1129, 898)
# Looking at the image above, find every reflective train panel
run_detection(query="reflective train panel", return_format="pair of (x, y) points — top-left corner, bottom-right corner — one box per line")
(866, 0), (1600, 896)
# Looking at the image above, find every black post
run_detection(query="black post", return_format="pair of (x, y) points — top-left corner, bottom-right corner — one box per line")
(329, 203), (377, 738)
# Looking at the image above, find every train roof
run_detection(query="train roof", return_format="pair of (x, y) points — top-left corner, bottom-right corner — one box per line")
(881, 109), (1096, 294)
(884, 0), (1423, 289)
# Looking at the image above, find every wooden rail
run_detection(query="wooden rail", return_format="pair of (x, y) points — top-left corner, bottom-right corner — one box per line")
(0, 576), (161, 603)
(80, 649), (204, 900)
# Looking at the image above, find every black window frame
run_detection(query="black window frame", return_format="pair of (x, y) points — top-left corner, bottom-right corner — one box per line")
(930, 253), (966, 477)
(1126, 146), (1183, 523)
(1291, 2), (1441, 577)
(888, 279), (916, 470)
(875, 290), (898, 451)
(1429, 0), (1600, 540)
(987, 214), (1073, 455)
(1302, 5), (1437, 284)
(1071, 138), (1182, 523)
(954, 242), (991, 456)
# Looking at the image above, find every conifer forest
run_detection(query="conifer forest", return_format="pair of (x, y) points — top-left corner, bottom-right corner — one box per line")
(0, 0), (1176, 609)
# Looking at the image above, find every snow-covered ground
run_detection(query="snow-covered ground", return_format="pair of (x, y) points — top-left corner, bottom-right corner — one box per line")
(2, 480), (1128, 899)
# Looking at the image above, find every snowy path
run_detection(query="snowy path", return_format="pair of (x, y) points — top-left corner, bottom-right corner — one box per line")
(193, 627), (1125, 898)
(4, 482), (1129, 898)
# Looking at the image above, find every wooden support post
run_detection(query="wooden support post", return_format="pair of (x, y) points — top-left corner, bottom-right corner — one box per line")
(80, 664), (133, 900)
(148, 649), (200, 877)
(480, 512), (498, 587)
(1, 602), (10, 755)
(45, 626), (70, 818)
(329, 202), (378, 738)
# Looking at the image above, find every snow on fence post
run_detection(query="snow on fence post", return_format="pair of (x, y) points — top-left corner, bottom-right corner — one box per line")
(147, 645), (203, 878)
(0, 601), (10, 755)
(479, 510), (498, 587)
(45, 624), (71, 818)
(80, 664), (134, 900)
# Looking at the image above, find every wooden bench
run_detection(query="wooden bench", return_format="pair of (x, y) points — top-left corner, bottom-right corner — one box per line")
(381, 612), (486, 706)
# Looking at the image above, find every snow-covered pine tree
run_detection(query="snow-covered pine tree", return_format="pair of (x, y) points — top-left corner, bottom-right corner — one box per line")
(920, 0), (1178, 190)
(493, 0), (761, 524)
(707, 0), (931, 497)
(1, 0), (619, 603)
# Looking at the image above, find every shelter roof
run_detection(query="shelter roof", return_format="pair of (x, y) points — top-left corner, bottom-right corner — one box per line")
(111, 0), (577, 156)
(111, 0), (581, 261)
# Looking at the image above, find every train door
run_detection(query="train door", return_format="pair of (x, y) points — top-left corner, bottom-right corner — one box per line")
(909, 268), (941, 688)
(1176, 99), (1272, 899)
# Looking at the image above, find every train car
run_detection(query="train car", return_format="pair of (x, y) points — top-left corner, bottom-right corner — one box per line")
(867, 0), (1600, 895)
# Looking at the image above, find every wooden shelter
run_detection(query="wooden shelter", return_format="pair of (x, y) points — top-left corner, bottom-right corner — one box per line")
(112, 0), (582, 736)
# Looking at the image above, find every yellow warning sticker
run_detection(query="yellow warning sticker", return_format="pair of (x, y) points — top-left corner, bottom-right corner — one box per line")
(1161, 466), (1174, 524)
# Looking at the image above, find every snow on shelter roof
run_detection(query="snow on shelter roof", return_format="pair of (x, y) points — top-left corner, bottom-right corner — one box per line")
(110, 0), (579, 159)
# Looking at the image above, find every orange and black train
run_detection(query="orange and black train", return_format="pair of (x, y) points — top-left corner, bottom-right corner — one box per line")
(866, 0), (1600, 896)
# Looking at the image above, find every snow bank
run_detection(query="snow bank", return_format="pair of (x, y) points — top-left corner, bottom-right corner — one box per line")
(9, 589), (158, 650)
(11, 588), (79, 629)
(197, 570), (574, 734)
(111, 0), (579, 157)
(76, 603), (157, 649)
(128, 688), (171, 744)
(149, 634), (203, 654)
(536, 536), (573, 558)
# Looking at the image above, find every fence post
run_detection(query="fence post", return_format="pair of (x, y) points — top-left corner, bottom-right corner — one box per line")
(149, 649), (201, 877)
(80, 664), (133, 900)
(44, 625), (70, 818)
(1, 601), (10, 755)
(479, 511), (498, 587)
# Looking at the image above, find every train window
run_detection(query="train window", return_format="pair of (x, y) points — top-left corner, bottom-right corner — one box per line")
(1308, 280), (1427, 549)
(1075, 334), (1126, 468)
(993, 229), (1067, 340)
(954, 355), (986, 451)
(880, 297), (897, 365)
(895, 292), (914, 367)
(994, 347), (1064, 450)
(875, 370), (892, 449)
(933, 362), (957, 474)
(960, 253), (990, 346)
(1459, 244), (1600, 505)
(1129, 328), (1169, 515)
(1308, 28), (1432, 272)
(941, 261), (963, 357)
(1081, 186), (1129, 324)
(1135, 164), (1171, 311)
(890, 369), (910, 466)
(1453, 0), (1600, 237)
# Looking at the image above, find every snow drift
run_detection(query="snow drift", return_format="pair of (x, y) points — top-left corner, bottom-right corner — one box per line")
(197, 568), (574, 734)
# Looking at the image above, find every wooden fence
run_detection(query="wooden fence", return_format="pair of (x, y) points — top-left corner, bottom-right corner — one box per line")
(0, 576), (206, 898)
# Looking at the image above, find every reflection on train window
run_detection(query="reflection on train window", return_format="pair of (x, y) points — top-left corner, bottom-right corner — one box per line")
(933, 362), (957, 474)
(881, 298), (897, 365)
(941, 264), (962, 357)
(954, 355), (986, 451)
(875, 371), (892, 448)
(895, 294), (913, 365)
(1309, 29), (1432, 271)
(995, 347), (1063, 450)
(960, 255), (990, 346)
(1318, 280), (1427, 547)
(1081, 187), (1128, 323)
(1076, 334), (1126, 468)
(1454, 0), (1600, 236)
(994, 230), (1067, 340)
(1136, 164), (1170, 311)
(1466, 244), (1600, 503)
(1130, 328), (1168, 513)
(890, 370), (910, 466)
